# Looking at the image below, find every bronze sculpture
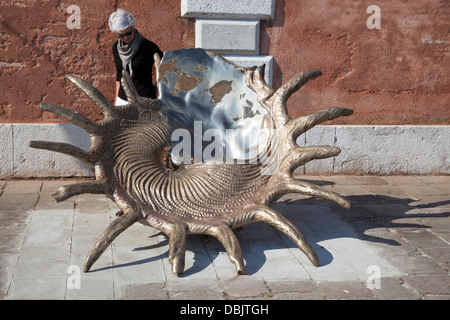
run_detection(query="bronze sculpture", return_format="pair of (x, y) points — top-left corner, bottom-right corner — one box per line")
(30, 48), (353, 275)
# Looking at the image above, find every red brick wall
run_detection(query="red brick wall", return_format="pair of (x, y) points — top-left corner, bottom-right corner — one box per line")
(1, 0), (448, 125)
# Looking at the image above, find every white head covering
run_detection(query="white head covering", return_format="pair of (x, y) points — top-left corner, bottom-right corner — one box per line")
(108, 9), (135, 34)
(108, 9), (143, 78)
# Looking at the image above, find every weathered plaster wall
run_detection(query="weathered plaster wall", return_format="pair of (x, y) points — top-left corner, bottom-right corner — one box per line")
(0, 0), (195, 123)
(261, 0), (449, 125)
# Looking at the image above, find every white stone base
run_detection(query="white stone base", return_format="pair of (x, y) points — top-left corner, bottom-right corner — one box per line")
(297, 125), (450, 175)
(0, 124), (448, 178)
(1, 124), (92, 178)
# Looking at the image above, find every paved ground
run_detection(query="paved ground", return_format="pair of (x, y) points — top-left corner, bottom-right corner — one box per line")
(0, 175), (449, 300)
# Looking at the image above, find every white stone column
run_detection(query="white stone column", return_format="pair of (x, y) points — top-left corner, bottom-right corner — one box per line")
(181, 0), (275, 86)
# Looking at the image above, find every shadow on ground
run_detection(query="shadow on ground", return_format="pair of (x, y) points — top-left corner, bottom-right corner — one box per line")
(88, 178), (450, 276)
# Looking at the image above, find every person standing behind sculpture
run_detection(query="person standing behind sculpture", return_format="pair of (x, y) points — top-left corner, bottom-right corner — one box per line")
(108, 9), (163, 106)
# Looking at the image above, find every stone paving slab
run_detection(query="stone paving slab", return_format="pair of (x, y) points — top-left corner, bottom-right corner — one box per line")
(0, 176), (449, 300)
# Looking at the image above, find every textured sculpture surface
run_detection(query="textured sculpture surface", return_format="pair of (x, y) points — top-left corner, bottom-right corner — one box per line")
(30, 48), (353, 275)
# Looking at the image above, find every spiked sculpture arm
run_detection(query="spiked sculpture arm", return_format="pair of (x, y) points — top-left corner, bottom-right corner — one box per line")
(30, 49), (353, 276)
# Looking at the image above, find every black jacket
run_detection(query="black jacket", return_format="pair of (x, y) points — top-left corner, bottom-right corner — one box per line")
(113, 38), (163, 100)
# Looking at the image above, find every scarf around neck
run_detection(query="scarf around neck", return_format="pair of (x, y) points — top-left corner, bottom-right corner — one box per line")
(117, 28), (144, 78)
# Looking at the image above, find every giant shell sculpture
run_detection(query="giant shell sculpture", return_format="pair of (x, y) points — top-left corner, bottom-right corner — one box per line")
(30, 49), (353, 275)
